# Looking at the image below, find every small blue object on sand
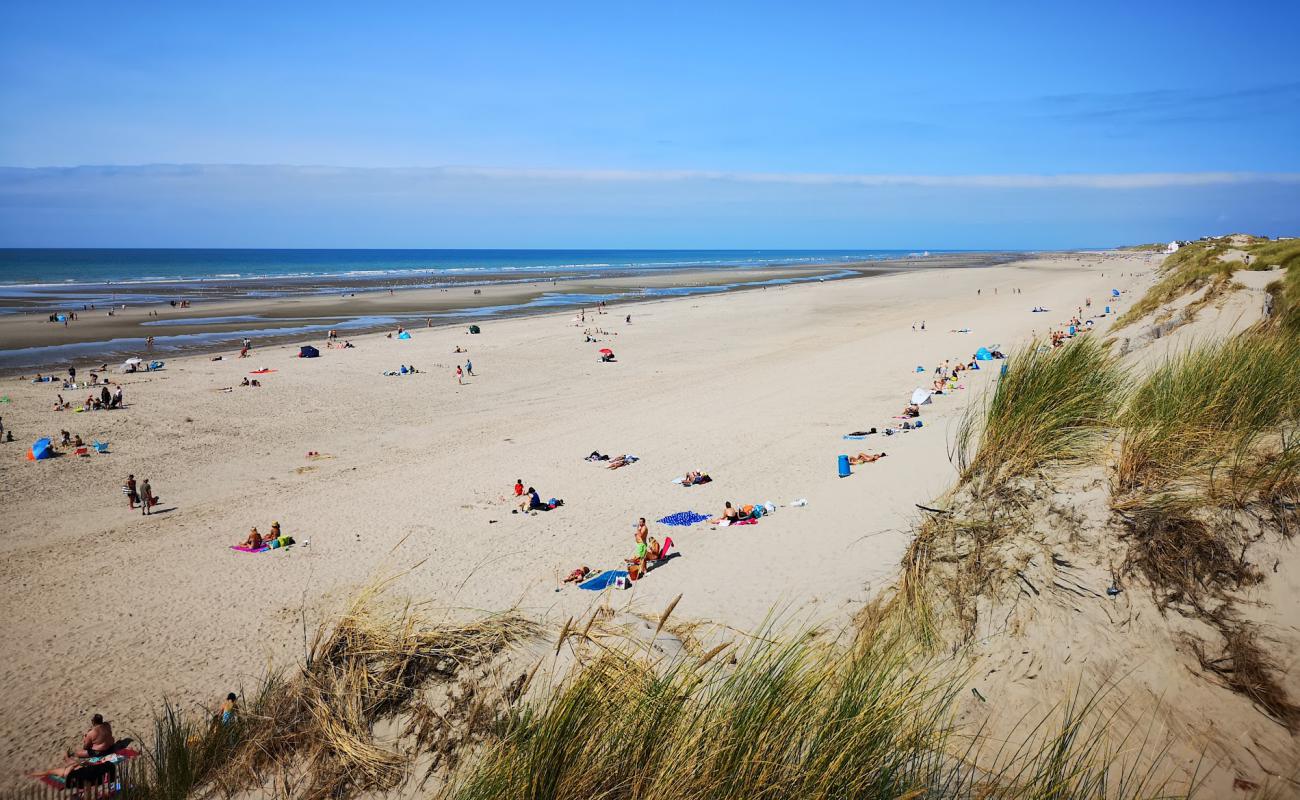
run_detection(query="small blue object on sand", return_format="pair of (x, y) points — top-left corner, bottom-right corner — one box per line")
(838, 454), (851, 478)
(657, 511), (711, 527)
(580, 570), (628, 591)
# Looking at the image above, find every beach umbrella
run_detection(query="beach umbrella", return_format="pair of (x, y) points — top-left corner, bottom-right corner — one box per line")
(599, 348), (614, 356)
(28, 437), (54, 460)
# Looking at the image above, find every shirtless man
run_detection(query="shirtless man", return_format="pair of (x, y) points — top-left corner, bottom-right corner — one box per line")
(139, 479), (154, 515)
(69, 714), (114, 759)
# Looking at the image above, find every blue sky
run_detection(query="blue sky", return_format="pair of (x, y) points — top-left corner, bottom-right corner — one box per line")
(1, 0), (1298, 248)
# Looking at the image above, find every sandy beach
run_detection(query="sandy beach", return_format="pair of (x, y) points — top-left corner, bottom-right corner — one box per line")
(0, 251), (1156, 785)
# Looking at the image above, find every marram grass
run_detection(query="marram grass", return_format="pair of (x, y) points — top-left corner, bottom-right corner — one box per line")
(441, 621), (1185, 800)
(956, 336), (1125, 498)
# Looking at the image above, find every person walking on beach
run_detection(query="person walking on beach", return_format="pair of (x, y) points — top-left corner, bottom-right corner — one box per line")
(124, 474), (138, 509)
(455, 365), (463, 385)
(139, 478), (154, 515)
(465, 359), (473, 376)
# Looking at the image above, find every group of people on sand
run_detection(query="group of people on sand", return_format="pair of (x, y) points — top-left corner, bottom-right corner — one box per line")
(561, 516), (672, 585)
(123, 474), (159, 515)
(623, 517), (669, 580)
(27, 714), (117, 781)
(238, 521), (283, 549)
(514, 481), (542, 512)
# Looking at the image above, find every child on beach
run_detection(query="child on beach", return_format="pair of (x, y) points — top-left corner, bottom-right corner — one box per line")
(455, 365), (463, 385)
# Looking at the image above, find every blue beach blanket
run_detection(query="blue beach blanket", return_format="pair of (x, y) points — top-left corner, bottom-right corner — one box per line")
(657, 511), (711, 527)
(580, 570), (628, 591)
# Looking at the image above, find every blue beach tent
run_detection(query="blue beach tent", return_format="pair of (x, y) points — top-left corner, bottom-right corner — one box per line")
(974, 347), (993, 361)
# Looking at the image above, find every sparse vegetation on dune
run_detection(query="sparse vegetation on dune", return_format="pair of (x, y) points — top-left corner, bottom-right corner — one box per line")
(1116, 237), (1300, 329)
(1112, 331), (1300, 729)
(121, 582), (536, 800)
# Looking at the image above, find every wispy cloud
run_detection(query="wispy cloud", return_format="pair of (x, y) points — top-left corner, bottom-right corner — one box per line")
(1030, 82), (1300, 126)
(4, 164), (1299, 191)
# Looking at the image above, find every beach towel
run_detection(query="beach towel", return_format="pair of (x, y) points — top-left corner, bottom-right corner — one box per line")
(729, 518), (758, 526)
(658, 511), (710, 526)
(148, 360), (165, 370)
(250, 369), (276, 374)
(580, 570), (628, 591)
(231, 544), (272, 553)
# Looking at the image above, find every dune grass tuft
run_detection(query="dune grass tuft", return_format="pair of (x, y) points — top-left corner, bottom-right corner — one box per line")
(1115, 332), (1300, 502)
(956, 336), (1124, 498)
(442, 619), (1179, 800)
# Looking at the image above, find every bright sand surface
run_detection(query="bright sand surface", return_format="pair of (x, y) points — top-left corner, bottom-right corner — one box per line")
(0, 251), (1155, 782)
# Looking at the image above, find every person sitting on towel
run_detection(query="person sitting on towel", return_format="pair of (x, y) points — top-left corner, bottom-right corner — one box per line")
(517, 487), (543, 512)
(710, 501), (739, 524)
(239, 527), (264, 549)
(849, 452), (887, 465)
(69, 714), (115, 759)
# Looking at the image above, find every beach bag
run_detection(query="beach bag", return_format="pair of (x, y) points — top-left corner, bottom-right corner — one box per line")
(742, 504), (755, 517)
(279, 536), (294, 548)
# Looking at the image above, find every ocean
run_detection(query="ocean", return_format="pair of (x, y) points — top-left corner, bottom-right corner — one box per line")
(0, 248), (993, 371)
(0, 248), (933, 292)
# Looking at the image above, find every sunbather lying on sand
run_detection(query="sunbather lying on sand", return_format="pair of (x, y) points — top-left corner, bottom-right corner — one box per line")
(563, 566), (591, 583)
(28, 762), (82, 780)
(682, 470), (712, 486)
(901, 404), (920, 418)
(848, 452), (887, 465)
(607, 454), (638, 469)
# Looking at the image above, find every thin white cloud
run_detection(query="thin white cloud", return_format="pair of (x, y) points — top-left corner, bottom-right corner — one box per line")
(4, 164), (1300, 191)
(432, 167), (1300, 189)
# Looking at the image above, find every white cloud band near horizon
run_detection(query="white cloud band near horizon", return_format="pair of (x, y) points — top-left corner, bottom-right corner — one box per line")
(3, 163), (1298, 248)
(5, 164), (1300, 190)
